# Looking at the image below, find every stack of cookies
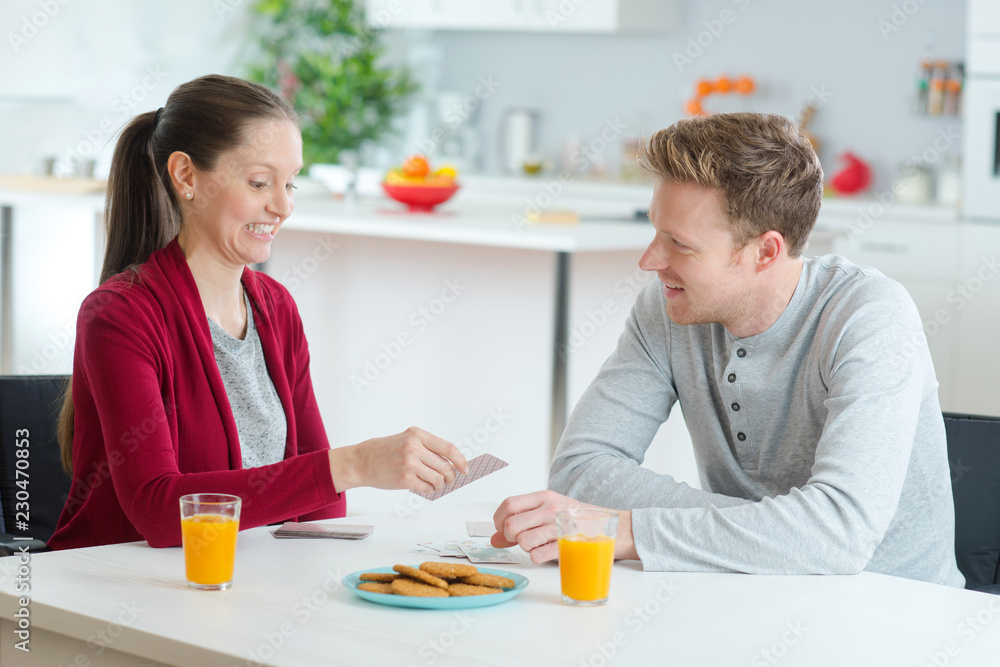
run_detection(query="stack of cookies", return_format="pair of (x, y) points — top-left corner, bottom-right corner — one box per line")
(358, 562), (515, 598)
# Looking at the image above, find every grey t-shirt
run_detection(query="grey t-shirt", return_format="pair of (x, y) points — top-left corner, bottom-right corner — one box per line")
(550, 254), (964, 587)
(207, 291), (288, 469)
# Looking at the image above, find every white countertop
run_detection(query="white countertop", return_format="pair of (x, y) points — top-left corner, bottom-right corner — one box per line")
(285, 197), (655, 252)
(2, 503), (998, 666)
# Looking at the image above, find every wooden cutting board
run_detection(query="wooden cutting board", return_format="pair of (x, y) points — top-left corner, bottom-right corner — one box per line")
(0, 174), (107, 194)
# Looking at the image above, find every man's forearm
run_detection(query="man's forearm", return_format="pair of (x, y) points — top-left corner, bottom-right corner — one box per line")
(551, 452), (754, 511)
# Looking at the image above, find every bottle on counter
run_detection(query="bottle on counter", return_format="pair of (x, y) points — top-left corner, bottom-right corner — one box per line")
(927, 61), (949, 116)
(944, 63), (963, 117)
(913, 60), (931, 116)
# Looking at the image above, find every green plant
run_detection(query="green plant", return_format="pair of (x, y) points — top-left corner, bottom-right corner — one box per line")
(246, 0), (418, 167)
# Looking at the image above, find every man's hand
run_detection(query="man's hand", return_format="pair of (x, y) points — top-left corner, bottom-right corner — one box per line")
(491, 490), (637, 564)
(328, 427), (468, 493)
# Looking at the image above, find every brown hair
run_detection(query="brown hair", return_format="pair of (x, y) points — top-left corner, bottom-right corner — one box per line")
(637, 112), (823, 257)
(57, 74), (298, 474)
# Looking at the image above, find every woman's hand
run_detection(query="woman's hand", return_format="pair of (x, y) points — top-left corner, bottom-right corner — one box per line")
(328, 427), (468, 493)
(491, 490), (637, 564)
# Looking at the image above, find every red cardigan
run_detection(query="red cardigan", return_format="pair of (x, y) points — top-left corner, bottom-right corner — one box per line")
(48, 239), (345, 550)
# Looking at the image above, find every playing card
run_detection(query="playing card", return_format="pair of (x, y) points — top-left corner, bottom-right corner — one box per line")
(467, 521), (495, 537)
(457, 542), (526, 564)
(440, 541), (478, 557)
(406, 547), (440, 555)
(410, 453), (509, 501)
(416, 540), (473, 556)
(270, 523), (374, 540)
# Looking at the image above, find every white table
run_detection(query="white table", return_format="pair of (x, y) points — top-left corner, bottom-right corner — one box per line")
(2, 502), (999, 666)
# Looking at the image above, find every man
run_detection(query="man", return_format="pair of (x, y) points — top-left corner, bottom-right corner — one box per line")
(492, 112), (963, 587)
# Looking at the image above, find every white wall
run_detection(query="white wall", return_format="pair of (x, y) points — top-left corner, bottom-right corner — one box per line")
(0, 0), (254, 177)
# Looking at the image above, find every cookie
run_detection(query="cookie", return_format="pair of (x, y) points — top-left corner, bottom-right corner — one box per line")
(447, 583), (503, 597)
(392, 577), (450, 597)
(460, 573), (516, 589)
(393, 565), (449, 589)
(358, 582), (394, 594)
(420, 561), (478, 579)
(359, 572), (400, 583)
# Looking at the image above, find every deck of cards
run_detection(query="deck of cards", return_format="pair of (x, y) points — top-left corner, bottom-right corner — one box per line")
(271, 523), (374, 540)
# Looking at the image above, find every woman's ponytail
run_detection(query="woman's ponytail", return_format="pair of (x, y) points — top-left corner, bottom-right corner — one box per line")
(100, 109), (179, 284)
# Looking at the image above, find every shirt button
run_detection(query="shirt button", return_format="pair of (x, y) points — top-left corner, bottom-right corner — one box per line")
(727, 373), (736, 383)
(732, 403), (740, 411)
(737, 432), (747, 441)
(737, 348), (747, 358)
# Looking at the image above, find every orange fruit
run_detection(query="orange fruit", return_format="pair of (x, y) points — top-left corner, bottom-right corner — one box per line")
(684, 98), (704, 116)
(401, 154), (430, 179)
(735, 76), (755, 94)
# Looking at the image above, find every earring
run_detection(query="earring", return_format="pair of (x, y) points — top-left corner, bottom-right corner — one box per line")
(186, 192), (192, 199)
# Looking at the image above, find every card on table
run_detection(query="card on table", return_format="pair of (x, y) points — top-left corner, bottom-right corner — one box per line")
(466, 521), (495, 538)
(410, 453), (509, 501)
(414, 540), (477, 556)
(270, 523), (374, 540)
(406, 547), (441, 556)
(457, 542), (527, 564)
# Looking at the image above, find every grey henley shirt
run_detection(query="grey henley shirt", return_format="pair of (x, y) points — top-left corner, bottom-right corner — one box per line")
(550, 254), (964, 587)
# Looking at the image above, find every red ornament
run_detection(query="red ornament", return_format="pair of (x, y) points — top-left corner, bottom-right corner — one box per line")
(830, 152), (872, 195)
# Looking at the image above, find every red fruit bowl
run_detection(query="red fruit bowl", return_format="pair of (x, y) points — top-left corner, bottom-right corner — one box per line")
(381, 182), (460, 212)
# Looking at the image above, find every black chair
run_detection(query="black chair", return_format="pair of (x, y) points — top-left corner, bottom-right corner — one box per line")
(944, 412), (1000, 594)
(0, 375), (72, 555)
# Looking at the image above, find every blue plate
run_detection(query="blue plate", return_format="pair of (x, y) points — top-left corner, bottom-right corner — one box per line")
(343, 565), (529, 609)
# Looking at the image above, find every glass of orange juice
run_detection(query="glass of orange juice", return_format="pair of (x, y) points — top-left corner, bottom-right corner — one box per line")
(179, 494), (242, 591)
(556, 508), (618, 607)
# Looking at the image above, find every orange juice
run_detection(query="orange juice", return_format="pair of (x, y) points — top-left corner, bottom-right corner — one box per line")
(181, 514), (239, 586)
(558, 533), (615, 601)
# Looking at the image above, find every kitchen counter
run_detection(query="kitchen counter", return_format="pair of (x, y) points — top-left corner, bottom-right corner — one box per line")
(814, 194), (960, 226)
(286, 196), (655, 252)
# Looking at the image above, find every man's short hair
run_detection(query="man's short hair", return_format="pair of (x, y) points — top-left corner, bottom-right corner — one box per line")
(638, 112), (824, 257)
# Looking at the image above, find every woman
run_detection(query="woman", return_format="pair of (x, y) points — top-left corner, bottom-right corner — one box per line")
(48, 75), (466, 550)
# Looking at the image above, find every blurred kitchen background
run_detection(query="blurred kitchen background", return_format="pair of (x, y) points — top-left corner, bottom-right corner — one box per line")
(2, 0), (998, 515)
(0, 0), (969, 187)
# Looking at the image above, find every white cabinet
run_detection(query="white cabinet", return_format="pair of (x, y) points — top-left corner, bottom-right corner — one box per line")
(968, 0), (1000, 37)
(364, 0), (678, 33)
(366, 0), (528, 31)
(0, 196), (103, 375)
(953, 224), (1000, 417)
(523, 0), (679, 33)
